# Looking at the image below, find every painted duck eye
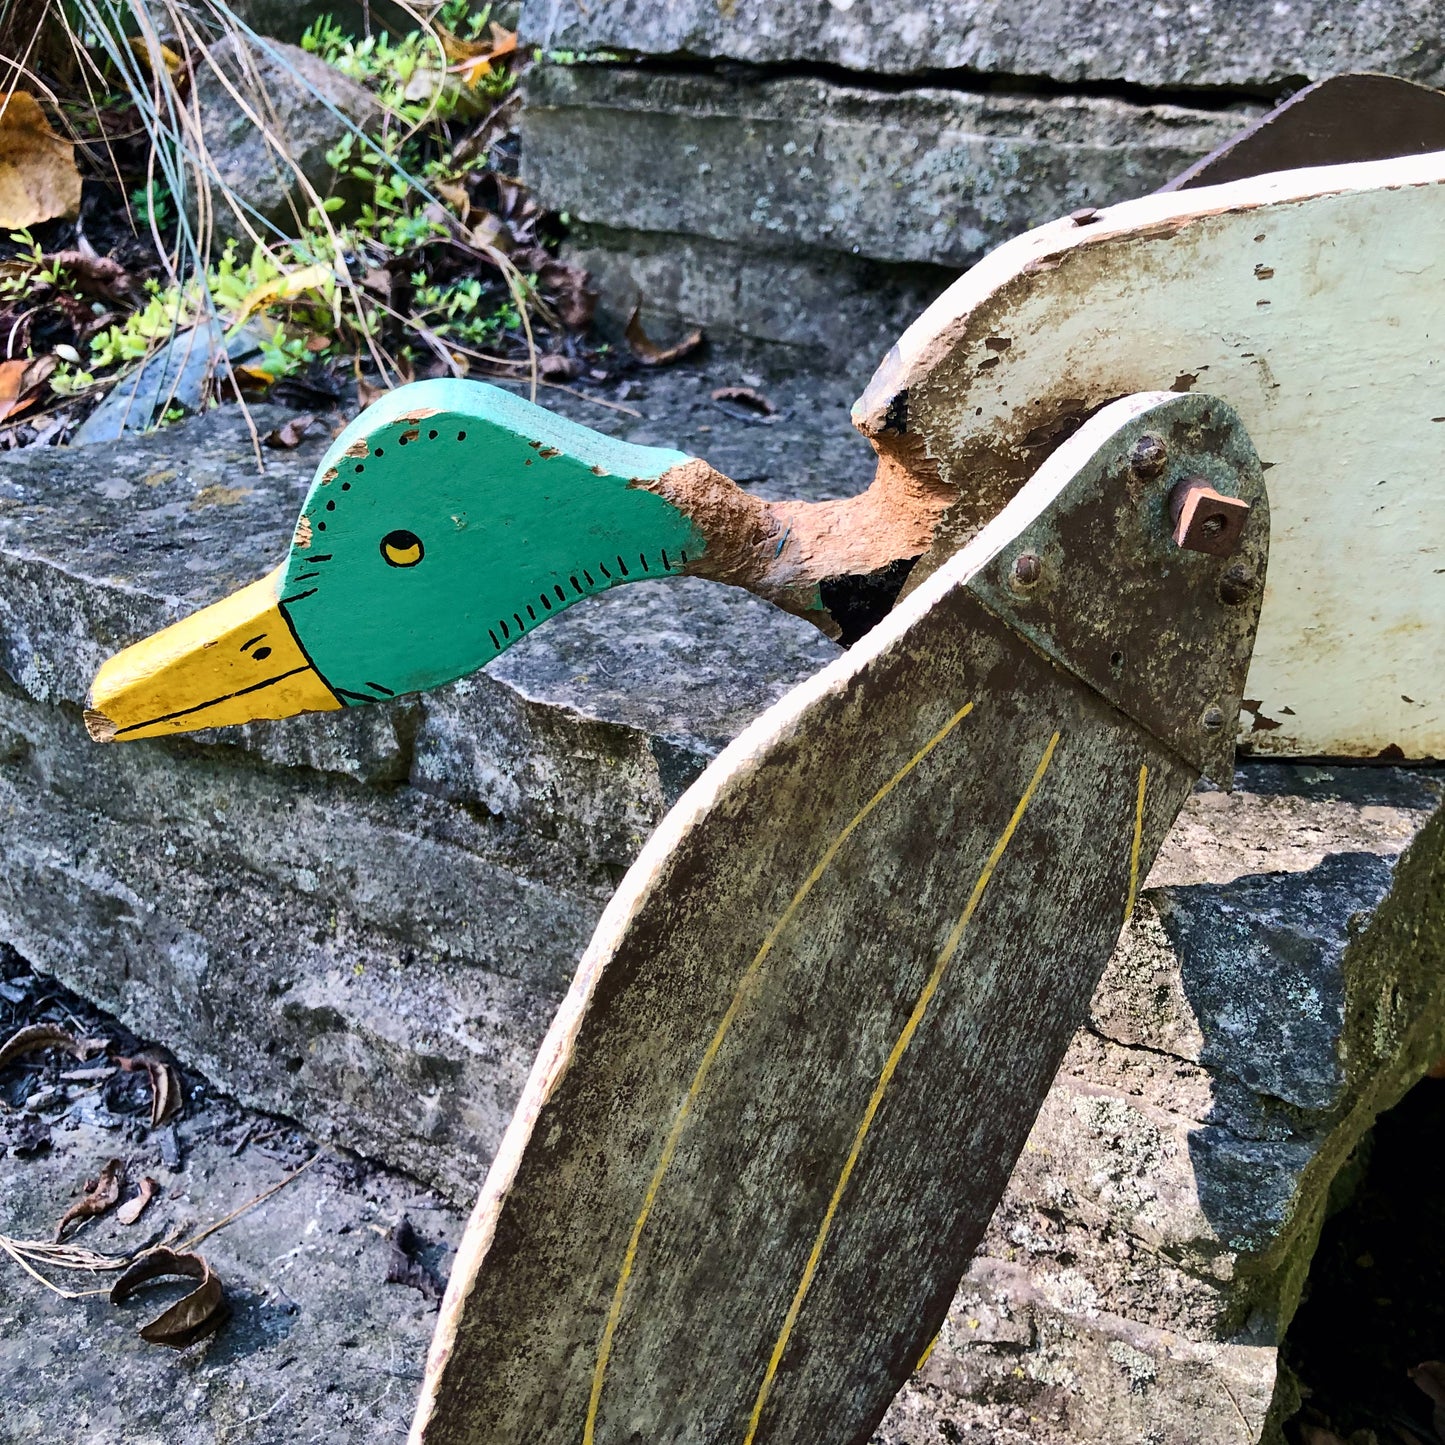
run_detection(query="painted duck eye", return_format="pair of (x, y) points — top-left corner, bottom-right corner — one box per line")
(380, 530), (424, 567)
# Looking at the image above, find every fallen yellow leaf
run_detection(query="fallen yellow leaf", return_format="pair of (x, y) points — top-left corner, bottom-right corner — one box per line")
(0, 92), (82, 229)
(438, 21), (518, 87)
(128, 36), (184, 81)
(228, 261), (335, 329)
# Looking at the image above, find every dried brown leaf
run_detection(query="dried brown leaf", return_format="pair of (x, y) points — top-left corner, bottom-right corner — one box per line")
(263, 413), (318, 449)
(711, 384), (778, 418)
(0, 1022), (81, 1071)
(116, 1177), (159, 1227)
(539, 259), (596, 333)
(110, 1247), (226, 1347)
(356, 372), (388, 409)
(537, 353), (582, 381)
(46, 250), (139, 304)
(0, 92), (81, 229)
(55, 1157), (124, 1241)
(1412, 1361), (1445, 1408)
(116, 1051), (183, 1128)
(624, 304), (703, 367)
(385, 1216), (445, 1301)
(438, 21), (518, 85)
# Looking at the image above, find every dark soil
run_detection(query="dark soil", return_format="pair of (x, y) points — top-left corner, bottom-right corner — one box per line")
(1285, 1075), (1445, 1445)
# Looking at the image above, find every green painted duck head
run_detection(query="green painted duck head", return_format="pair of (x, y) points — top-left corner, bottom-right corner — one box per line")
(85, 379), (710, 741)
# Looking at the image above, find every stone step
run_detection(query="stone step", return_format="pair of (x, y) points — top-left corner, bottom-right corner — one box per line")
(519, 0), (1445, 92)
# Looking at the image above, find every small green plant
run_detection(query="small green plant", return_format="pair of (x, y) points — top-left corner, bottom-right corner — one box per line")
(129, 180), (174, 233)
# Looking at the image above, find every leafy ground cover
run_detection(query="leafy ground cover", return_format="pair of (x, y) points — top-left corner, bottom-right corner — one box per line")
(0, 0), (613, 450)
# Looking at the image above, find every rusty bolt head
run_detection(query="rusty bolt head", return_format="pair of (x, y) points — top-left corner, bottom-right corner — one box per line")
(1169, 476), (1251, 557)
(1201, 705), (1226, 732)
(1012, 552), (1042, 587)
(1129, 434), (1168, 481)
(1219, 564), (1256, 606)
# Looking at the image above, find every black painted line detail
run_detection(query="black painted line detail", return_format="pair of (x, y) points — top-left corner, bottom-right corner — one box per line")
(335, 688), (375, 704)
(527, 604), (536, 621)
(571, 576), (583, 594)
(599, 563), (612, 579)
(554, 585), (566, 602)
(616, 556), (629, 576)
(113, 667), (312, 736)
(639, 553), (649, 572)
(279, 589), (318, 605)
(292, 572), (320, 582)
(584, 570), (595, 586)
(239, 634), (266, 653)
(541, 594), (553, 611)
(500, 620), (510, 639)
(367, 681), (395, 696)
(489, 629), (500, 649)
(513, 613), (524, 631)
(661, 549), (670, 569)
(309, 555), (333, 563)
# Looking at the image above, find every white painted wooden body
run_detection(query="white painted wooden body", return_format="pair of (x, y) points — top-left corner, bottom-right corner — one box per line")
(855, 149), (1445, 759)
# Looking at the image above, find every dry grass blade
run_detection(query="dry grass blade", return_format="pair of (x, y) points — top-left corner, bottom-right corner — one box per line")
(176, 1147), (323, 1253)
(0, 1230), (143, 1299)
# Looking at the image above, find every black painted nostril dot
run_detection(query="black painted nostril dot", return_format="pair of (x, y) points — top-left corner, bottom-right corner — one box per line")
(253, 646), (272, 662)
(326, 500), (336, 511)
(341, 482), (351, 490)
(456, 431), (466, 441)
(317, 521), (326, 531)
(374, 447), (384, 456)
(354, 464), (364, 472)
(428, 429), (438, 439)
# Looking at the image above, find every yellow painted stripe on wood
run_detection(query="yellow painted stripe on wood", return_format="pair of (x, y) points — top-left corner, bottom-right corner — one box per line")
(743, 731), (1061, 1445)
(1124, 763), (1148, 924)
(583, 702), (977, 1444)
(915, 1329), (941, 1372)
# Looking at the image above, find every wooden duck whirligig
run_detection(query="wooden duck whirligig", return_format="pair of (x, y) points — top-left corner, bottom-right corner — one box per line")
(79, 75), (1444, 1445)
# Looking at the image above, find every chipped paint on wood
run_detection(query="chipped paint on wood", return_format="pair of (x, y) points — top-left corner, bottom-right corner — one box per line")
(854, 148), (1445, 759)
(409, 394), (1268, 1445)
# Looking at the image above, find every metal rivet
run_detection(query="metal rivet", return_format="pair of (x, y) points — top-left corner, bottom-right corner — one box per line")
(1070, 207), (1100, 226)
(1129, 434), (1168, 481)
(1219, 564), (1256, 606)
(1202, 706), (1226, 731)
(1012, 553), (1042, 586)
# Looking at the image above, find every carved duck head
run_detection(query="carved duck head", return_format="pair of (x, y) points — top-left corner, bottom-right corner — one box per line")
(85, 379), (939, 743)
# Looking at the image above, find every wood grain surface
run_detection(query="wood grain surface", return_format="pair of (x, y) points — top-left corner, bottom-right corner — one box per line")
(854, 149), (1445, 760)
(410, 392), (1268, 1445)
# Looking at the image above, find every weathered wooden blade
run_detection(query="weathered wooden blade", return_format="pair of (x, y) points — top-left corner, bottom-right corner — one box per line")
(410, 391), (1269, 1445)
(1163, 72), (1445, 192)
(855, 148), (1445, 760)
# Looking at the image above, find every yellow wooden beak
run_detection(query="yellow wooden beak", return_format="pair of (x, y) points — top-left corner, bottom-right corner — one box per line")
(84, 567), (341, 742)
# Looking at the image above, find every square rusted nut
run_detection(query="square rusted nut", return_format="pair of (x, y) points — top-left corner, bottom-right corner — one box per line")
(1169, 478), (1251, 557)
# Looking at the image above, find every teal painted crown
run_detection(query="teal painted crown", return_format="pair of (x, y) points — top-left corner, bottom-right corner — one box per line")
(283, 380), (705, 704)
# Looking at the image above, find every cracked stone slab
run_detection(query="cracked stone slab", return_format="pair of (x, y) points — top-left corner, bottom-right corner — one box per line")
(523, 66), (1253, 270)
(519, 1), (1445, 91)
(0, 386), (852, 1195)
(4, 389), (1445, 1445)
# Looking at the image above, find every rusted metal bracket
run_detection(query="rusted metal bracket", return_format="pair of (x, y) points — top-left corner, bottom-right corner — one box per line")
(964, 391), (1269, 785)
